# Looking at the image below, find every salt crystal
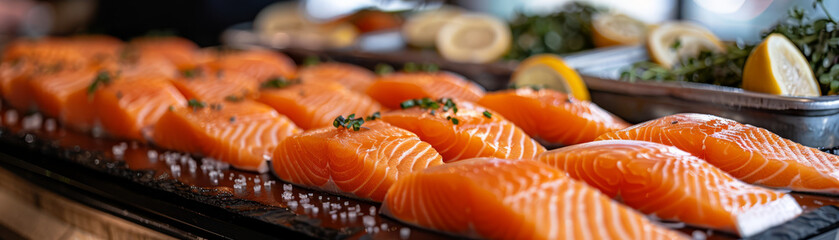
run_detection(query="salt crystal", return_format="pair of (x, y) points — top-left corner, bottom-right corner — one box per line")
(253, 184), (261, 193)
(288, 201), (298, 210)
(44, 119), (56, 132)
(370, 206), (377, 215)
(362, 216), (376, 227)
(170, 165), (181, 177)
(21, 113), (42, 130)
(147, 150), (158, 160)
(380, 223), (388, 230)
(311, 207), (319, 216)
(331, 214), (338, 221)
(399, 228), (411, 240)
(692, 230), (706, 240)
(348, 211), (357, 222)
(814, 200), (824, 206)
(5, 109), (18, 125)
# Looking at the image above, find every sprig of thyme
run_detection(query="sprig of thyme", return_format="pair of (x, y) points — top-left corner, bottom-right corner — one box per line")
(260, 77), (299, 89)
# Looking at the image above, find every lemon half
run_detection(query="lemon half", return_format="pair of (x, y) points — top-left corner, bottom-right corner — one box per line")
(511, 54), (590, 100)
(647, 22), (724, 69)
(436, 14), (511, 64)
(743, 33), (819, 97)
(592, 13), (647, 48)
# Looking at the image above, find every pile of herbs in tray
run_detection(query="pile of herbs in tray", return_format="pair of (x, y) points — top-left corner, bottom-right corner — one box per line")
(504, 2), (602, 61)
(620, 0), (839, 95)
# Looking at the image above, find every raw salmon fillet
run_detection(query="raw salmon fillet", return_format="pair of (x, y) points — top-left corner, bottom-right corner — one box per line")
(298, 62), (375, 92)
(170, 71), (258, 102)
(536, 140), (802, 236)
(382, 158), (687, 240)
(366, 72), (485, 109)
(257, 82), (382, 130)
(478, 88), (630, 145)
(153, 100), (300, 172)
(205, 49), (296, 81)
(381, 99), (544, 162)
(130, 37), (198, 70)
(28, 67), (99, 131)
(272, 120), (444, 201)
(598, 113), (839, 194)
(91, 74), (187, 141)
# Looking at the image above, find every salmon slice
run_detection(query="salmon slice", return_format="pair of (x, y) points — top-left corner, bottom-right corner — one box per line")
(536, 140), (802, 236)
(298, 62), (375, 92)
(28, 67), (99, 131)
(380, 99), (544, 162)
(597, 113), (839, 194)
(130, 37), (198, 70)
(91, 74), (187, 141)
(478, 88), (630, 145)
(153, 100), (300, 172)
(205, 49), (297, 81)
(257, 82), (382, 130)
(272, 120), (444, 201)
(366, 72), (485, 109)
(382, 158), (687, 240)
(170, 71), (258, 102)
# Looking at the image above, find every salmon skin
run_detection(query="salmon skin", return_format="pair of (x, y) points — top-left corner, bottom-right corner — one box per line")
(382, 158), (687, 240)
(478, 88), (630, 146)
(272, 120), (444, 201)
(537, 140), (802, 236)
(153, 100), (301, 172)
(257, 82), (382, 130)
(366, 72), (485, 109)
(381, 99), (544, 162)
(297, 62), (375, 93)
(598, 113), (839, 194)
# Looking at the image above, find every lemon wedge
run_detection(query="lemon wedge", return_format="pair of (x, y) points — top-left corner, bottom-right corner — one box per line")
(511, 54), (590, 100)
(436, 14), (511, 63)
(592, 13), (647, 48)
(743, 33), (819, 97)
(402, 7), (463, 48)
(647, 22), (724, 69)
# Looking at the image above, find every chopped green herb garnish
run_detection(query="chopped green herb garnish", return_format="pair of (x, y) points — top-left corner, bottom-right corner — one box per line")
(187, 99), (206, 110)
(401, 98), (461, 124)
(303, 56), (321, 66)
(87, 71), (113, 95)
(482, 111), (492, 118)
(210, 103), (223, 111)
(260, 77), (298, 89)
(670, 39), (682, 50)
(181, 68), (201, 78)
(365, 112), (381, 121)
(403, 62), (419, 73)
(333, 114), (365, 131)
(168, 105), (174, 111)
(375, 63), (394, 75)
(446, 116), (460, 125)
(421, 63), (439, 72)
(116, 91), (123, 99)
(224, 95), (244, 102)
(229, 116), (236, 123)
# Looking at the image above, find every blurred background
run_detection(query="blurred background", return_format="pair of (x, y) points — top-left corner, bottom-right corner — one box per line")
(1, 0), (837, 48)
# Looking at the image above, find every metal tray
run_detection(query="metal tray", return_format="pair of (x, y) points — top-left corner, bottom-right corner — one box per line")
(564, 46), (839, 149)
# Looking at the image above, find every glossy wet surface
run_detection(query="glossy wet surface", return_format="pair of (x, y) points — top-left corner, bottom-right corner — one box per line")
(1, 106), (838, 239)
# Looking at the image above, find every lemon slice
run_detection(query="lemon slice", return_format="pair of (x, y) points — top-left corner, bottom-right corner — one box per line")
(511, 54), (590, 100)
(436, 14), (511, 64)
(647, 22), (724, 69)
(402, 7), (463, 48)
(742, 33), (819, 97)
(592, 13), (647, 48)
